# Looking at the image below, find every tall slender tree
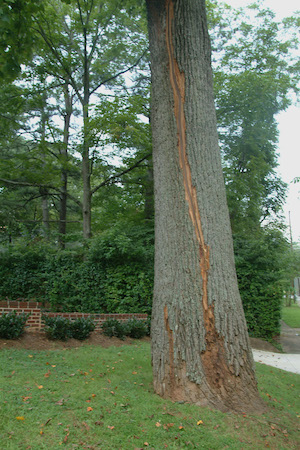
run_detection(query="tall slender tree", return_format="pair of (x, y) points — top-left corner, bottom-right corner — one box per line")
(146, 0), (264, 412)
(33, 0), (148, 238)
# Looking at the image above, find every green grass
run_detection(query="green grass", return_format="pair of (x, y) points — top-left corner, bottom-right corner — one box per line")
(282, 305), (300, 328)
(0, 342), (299, 449)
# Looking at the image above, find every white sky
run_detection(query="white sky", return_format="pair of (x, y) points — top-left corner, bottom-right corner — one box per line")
(224, 0), (300, 242)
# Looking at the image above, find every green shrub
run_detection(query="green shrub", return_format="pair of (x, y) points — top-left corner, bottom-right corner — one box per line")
(42, 315), (71, 341)
(0, 311), (30, 339)
(0, 231), (153, 314)
(125, 318), (148, 339)
(102, 319), (127, 340)
(102, 318), (148, 340)
(234, 231), (283, 339)
(145, 316), (151, 336)
(42, 315), (96, 341)
(70, 317), (95, 340)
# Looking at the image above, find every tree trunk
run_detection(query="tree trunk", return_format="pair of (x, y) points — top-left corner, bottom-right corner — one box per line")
(82, 103), (92, 240)
(82, 28), (92, 240)
(144, 164), (154, 220)
(146, 0), (264, 413)
(58, 82), (72, 249)
(40, 187), (50, 236)
(40, 104), (50, 237)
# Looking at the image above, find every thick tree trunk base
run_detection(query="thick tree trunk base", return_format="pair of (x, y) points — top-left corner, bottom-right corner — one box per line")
(153, 361), (265, 414)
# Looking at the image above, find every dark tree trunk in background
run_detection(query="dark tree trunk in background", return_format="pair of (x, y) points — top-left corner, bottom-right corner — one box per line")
(144, 164), (154, 220)
(58, 82), (72, 249)
(146, 0), (264, 413)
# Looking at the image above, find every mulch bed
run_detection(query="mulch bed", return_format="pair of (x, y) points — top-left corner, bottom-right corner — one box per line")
(0, 331), (150, 351)
(0, 331), (278, 352)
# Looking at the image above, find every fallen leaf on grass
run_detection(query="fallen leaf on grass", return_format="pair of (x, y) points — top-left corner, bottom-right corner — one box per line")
(155, 422), (161, 427)
(16, 416), (25, 421)
(63, 432), (69, 443)
(37, 385), (43, 389)
(94, 421), (104, 426)
(163, 423), (174, 430)
(107, 426), (115, 430)
(178, 426), (184, 430)
(82, 422), (90, 431)
(197, 420), (203, 425)
(87, 407), (93, 411)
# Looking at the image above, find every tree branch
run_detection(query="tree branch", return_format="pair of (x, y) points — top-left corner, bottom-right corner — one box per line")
(91, 153), (151, 195)
(90, 48), (149, 96)
(0, 178), (82, 208)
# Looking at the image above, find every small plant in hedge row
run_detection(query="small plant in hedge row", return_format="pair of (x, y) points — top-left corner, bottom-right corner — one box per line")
(70, 317), (95, 340)
(125, 318), (148, 339)
(0, 311), (30, 339)
(42, 315), (95, 341)
(102, 318), (148, 340)
(42, 315), (71, 341)
(102, 319), (127, 340)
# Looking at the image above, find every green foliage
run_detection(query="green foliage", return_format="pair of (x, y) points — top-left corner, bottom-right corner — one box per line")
(42, 315), (72, 341)
(102, 318), (127, 340)
(0, 311), (30, 339)
(0, 227), (153, 314)
(145, 316), (151, 336)
(101, 318), (148, 340)
(70, 317), (95, 340)
(234, 230), (287, 338)
(42, 315), (95, 340)
(208, 1), (299, 234)
(0, 0), (44, 80)
(0, 244), (49, 299)
(125, 318), (148, 339)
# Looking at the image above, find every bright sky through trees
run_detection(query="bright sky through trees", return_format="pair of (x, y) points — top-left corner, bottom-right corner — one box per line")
(224, 0), (300, 242)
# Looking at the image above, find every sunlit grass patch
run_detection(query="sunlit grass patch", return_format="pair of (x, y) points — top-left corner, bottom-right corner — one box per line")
(282, 305), (300, 328)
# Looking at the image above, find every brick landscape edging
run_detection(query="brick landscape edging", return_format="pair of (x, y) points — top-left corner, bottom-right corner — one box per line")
(0, 300), (148, 332)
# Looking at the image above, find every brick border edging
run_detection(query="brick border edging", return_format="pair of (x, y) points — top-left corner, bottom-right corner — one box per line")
(0, 300), (148, 332)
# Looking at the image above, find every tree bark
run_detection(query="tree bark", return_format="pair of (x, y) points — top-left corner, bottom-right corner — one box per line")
(40, 104), (50, 236)
(40, 187), (50, 235)
(146, 0), (264, 413)
(144, 163), (154, 220)
(82, 21), (92, 240)
(82, 102), (92, 240)
(58, 82), (72, 249)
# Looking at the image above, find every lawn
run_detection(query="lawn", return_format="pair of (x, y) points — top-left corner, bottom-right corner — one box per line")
(282, 305), (300, 328)
(0, 342), (299, 449)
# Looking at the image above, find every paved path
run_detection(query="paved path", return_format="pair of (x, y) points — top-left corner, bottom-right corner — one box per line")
(252, 321), (300, 374)
(252, 350), (300, 374)
(280, 322), (300, 353)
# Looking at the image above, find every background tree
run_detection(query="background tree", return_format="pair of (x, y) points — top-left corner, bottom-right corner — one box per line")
(206, 0), (300, 337)
(32, 0), (148, 238)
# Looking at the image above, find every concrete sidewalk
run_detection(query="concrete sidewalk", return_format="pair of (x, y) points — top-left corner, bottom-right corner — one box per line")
(252, 349), (300, 375)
